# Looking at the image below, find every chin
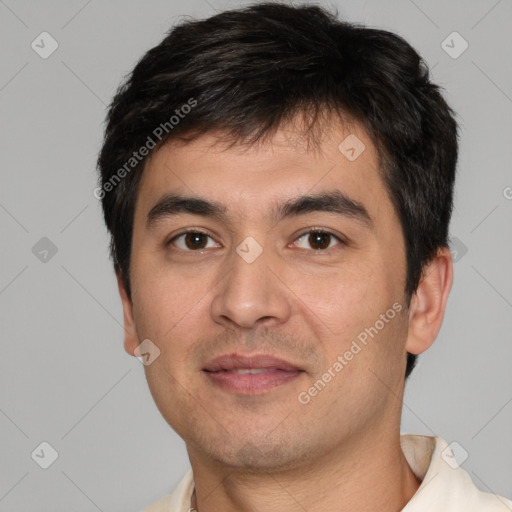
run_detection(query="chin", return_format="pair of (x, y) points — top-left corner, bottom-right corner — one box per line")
(196, 432), (310, 473)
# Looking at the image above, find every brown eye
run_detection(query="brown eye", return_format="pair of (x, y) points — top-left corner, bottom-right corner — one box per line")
(171, 232), (219, 251)
(184, 233), (208, 249)
(293, 231), (342, 251)
(308, 232), (331, 250)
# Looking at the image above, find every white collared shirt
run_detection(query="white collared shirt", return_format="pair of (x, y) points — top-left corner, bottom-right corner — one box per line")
(142, 434), (512, 511)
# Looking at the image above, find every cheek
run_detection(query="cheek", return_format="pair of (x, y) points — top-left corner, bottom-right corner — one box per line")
(142, 357), (198, 439)
(286, 261), (385, 339)
(287, 258), (407, 380)
(130, 253), (208, 338)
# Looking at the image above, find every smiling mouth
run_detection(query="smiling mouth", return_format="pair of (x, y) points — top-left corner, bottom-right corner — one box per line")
(203, 368), (303, 394)
(202, 353), (304, 394)
(220, 368), (277, 374)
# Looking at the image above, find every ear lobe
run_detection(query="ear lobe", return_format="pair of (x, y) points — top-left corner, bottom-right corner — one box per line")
(116, 271), (139, 357)
(405, 247), (453, 355)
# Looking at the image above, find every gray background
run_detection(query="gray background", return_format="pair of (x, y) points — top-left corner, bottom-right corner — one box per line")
(1, 0), (511, 510)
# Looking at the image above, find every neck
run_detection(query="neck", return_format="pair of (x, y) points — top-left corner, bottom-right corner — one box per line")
(188, 430), (421, 512)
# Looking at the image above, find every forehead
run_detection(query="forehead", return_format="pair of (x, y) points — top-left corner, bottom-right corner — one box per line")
(135, 119), (390, 224)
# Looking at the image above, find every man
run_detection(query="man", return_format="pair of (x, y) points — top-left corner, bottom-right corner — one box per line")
(96, 3), (512, 511)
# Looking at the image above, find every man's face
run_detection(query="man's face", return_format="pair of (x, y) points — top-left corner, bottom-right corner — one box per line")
(123, 119), (411, 471)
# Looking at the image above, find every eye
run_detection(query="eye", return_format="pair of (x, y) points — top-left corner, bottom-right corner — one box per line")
(292, 230), (343, 251)
(170, 231), (220, 251)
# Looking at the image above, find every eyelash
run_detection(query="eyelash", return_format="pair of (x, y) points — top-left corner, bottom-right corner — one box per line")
(167, 228), (346, 253)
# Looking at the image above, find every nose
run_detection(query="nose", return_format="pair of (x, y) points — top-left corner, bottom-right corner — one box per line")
(210, 242), (292, 330)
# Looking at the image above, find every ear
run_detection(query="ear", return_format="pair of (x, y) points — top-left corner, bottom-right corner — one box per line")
(405, 247), (453, 355)
(116, 271), (139, 357)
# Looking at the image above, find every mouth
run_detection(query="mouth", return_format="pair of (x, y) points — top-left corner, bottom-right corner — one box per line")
(202, 353), (305, 394)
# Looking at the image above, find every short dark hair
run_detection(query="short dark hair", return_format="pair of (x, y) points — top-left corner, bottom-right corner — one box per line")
(97, 2), (458, 379)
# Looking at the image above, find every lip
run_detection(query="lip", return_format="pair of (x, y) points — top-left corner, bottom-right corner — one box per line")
(203, 353), (302, 372)
(202, 353), (304, 394)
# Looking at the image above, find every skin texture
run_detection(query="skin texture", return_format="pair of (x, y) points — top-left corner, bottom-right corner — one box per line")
(117, 117), (453, 512)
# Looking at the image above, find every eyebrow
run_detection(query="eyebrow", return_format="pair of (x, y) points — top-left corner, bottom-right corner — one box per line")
(146, 190), (372, 230)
